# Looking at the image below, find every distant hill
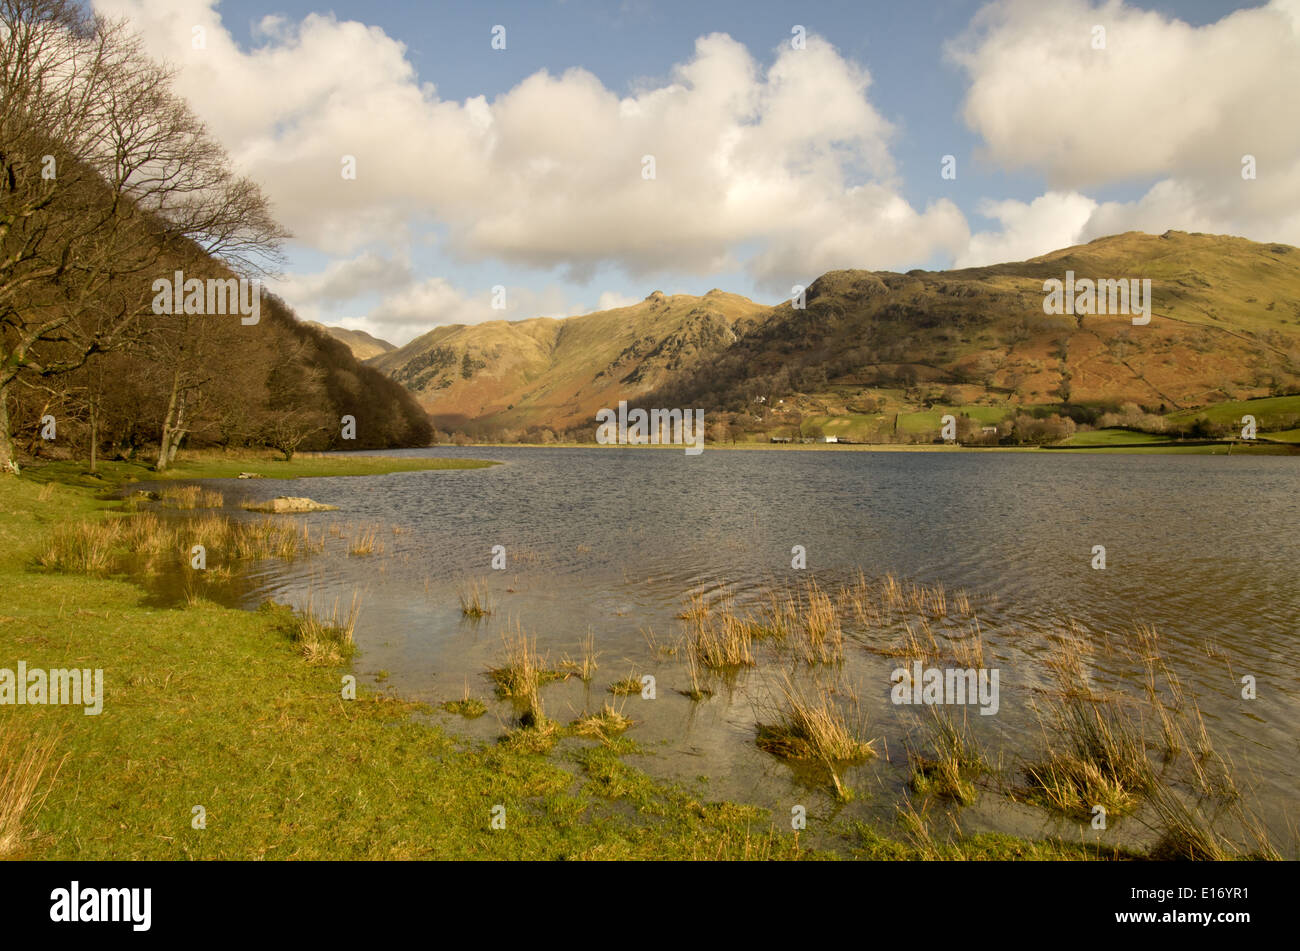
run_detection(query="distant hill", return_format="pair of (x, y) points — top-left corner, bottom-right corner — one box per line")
(307, 322), (396, 361)
(371, 232), (1300, 441)
(369, 289), (766, 435)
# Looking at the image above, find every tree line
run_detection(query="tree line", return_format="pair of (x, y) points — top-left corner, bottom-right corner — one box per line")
(1, 0), (429, 472)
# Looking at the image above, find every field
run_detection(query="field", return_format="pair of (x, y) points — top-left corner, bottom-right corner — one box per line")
(1163, 395), (1300, 429)
(1061, 428), (1174, 446)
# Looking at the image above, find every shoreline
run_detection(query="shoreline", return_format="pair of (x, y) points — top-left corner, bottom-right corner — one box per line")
(403, 440), (1299, 455)
(0, 452), (1135, 861)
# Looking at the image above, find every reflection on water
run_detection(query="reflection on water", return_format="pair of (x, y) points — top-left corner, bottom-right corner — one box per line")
(138, 447), (1300, 854)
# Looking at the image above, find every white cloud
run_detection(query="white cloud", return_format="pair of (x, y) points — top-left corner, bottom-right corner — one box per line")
(268, 252), (412, 306)
(363, 279), (582, 345)
(95, 0), (966, 288)
(92, 0), (1300, 323)
(957, 191), (1097, 267)
(950, 0), (1300, 247)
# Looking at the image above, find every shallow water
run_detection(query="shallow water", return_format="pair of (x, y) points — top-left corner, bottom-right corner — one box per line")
(142, 447), (1300, 854)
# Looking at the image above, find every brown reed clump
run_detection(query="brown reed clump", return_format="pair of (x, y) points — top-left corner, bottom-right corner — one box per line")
(756, 676), (875, 801)
(0, 725), (65, 858)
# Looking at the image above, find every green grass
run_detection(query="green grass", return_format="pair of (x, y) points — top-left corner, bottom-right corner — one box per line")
(441, 697), (488, 718)
(1164, 394), (1300, 429)
(850, 822), (1138, 860)
(1062, 428), (1175, 446)
(799, 413), (889, 442)
(894, 404), (1010, 435)
(763, 393), (1300, 453)
(21, 450), (495, 489)
(1052, 442), (1296, 455)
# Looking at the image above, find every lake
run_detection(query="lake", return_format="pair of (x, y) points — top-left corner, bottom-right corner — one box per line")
(165, 446), (1300, 854)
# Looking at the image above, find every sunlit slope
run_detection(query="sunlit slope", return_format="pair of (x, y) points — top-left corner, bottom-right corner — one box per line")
(372, 232), (1300, 434)
(370, 290), (766, 431)
(652, 231), (1300, 413)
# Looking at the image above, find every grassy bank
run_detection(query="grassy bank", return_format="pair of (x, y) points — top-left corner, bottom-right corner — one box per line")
(1, 456), (1129, 860)
(21, 449), (496, 489)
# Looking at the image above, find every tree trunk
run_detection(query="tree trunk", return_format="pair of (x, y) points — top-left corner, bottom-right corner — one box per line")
(167, 395), (187, 464)
(89, 403), (98, 473)
(157, 369), (181, 471)
(0, 385), (15, 474)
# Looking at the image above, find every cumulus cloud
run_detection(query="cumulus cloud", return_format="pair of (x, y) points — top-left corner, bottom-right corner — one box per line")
(269, 252), (412, 306)
(950, 0), (1300, 248)
(362, 280), (583, 345)
(95, 0), (966, 289)
(956, 192), (1097, 267)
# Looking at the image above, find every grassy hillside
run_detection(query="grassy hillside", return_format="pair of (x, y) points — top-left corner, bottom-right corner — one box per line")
(656, 232), (1300, 420)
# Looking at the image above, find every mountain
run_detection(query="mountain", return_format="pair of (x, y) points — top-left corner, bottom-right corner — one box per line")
(372, 232), (1300, 440)
(368, 289), (766, 435)
(307, 322), (396, 361)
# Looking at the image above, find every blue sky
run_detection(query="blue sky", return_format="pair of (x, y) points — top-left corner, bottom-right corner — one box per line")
(96, 0), (1296, 343)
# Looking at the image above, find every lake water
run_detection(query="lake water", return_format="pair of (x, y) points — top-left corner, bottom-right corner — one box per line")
(161, 447), (1300, 854)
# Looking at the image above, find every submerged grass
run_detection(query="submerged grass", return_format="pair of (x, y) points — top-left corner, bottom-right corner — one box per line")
(347, 526), (381, 556)
(458, 577), (493, 618)
(260, 594), (360, 667)
(559, 631), (600, 682)
(607, 673), (643, 696)
(442, 681), (488, 719)
(158, 484), (223, 509)
(1014, 623), (1283, 858)
(907, 706), (989, 806)
(35, 509), (319, 576)
(686, 610), (755, 671)
(755, 677), (875, 802)
(485, 625), (566, 701)
(677, 647), (714, 701)
(569, 703), (633, 743)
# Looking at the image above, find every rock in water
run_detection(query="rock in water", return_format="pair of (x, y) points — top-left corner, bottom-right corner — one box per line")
(243, 496), (338, 513)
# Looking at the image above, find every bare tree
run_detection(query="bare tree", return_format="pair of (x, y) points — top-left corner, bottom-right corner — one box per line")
(0, 0), (285, 471)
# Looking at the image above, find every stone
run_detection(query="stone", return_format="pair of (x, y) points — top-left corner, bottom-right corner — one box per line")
(242, 496), (338, 513)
